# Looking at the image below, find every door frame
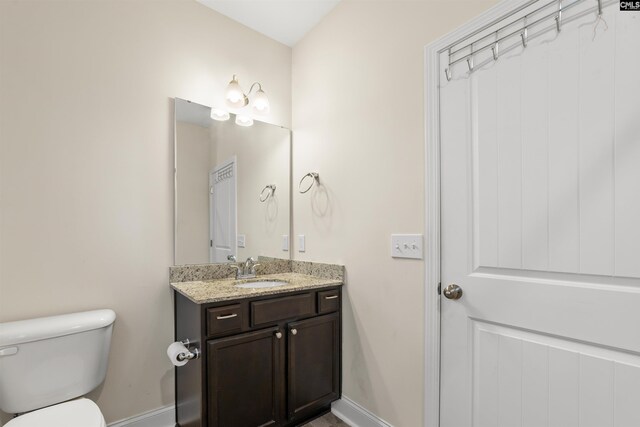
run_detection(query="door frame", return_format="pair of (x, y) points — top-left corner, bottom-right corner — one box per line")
(423, 1), (538, 426)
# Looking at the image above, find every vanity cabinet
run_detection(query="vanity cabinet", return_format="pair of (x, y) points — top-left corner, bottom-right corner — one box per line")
(287, 313), (340, 420)
(174, 286), (342, 427)
(207, 327), (283, 427)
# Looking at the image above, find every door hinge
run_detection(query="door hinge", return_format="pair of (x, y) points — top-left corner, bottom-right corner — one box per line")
(437, 282), (442, 295)
(210, 240), (213, 247)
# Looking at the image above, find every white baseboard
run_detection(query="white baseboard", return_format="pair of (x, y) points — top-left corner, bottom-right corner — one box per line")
(331, 396), (393, 427)
(107, 405), (174, 427)
(106, 397), (387, 427)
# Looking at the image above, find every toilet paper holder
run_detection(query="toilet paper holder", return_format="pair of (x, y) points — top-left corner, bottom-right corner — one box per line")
(176, 339), (200, 362)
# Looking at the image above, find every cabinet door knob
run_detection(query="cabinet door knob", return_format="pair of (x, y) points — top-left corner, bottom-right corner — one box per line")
(291, 328), (298, 335)
(275, 331), (282, 339)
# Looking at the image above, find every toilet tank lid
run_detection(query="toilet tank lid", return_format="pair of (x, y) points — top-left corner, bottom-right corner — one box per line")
(0, 309), (116, 346)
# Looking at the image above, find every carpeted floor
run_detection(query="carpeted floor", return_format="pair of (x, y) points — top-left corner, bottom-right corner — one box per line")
(301, 412), (350, 427)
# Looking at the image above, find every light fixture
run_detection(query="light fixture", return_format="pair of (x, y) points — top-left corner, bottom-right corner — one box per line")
(210, 108), (230, 121)
(225, 75), (247, 108)
(224, 74), (270, 115)
(235, 115), (254, 127)
(252, 88), (270, 115)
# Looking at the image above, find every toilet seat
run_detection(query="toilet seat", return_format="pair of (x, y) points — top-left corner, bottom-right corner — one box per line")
(5, 398), (106, 427)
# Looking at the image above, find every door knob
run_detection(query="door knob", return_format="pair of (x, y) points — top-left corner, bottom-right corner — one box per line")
(291, 328), (298, 335)
(275, 331), (282, 339)
(443, 284), (463, 300)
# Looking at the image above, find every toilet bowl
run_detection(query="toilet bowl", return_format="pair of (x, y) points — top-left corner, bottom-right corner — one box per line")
(5, 398), (106, 427)
(0, 310), (115, 425)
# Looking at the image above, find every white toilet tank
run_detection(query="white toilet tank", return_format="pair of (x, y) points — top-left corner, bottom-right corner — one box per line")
(0, 309), (116, 414)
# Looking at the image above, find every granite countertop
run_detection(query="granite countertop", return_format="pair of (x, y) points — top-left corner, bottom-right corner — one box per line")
(171, 272), (343, 304)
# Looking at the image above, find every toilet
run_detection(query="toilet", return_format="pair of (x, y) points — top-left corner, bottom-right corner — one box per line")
(0, 309), (116, 426)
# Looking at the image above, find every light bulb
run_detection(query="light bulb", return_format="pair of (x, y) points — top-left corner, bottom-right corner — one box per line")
(225, 75), (247, 109)
(210, 108), (230, 121)
(252, 88), (270, 115)
(235, 115), (254, 127)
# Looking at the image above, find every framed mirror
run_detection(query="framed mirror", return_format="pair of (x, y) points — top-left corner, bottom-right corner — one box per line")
(174, 98), (291, 265)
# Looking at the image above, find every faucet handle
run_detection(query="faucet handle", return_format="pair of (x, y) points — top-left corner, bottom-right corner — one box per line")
(227, 255), (237, 262)
(251, 263), (261, 274)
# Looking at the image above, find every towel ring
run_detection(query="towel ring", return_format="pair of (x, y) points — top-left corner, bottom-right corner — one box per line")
(259, 185), (276, 202)
(299, 172), (319, 194)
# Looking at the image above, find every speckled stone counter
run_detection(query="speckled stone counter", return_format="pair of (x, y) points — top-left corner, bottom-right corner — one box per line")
(169, 257), (344, 283)
(171, 272), (343, 304)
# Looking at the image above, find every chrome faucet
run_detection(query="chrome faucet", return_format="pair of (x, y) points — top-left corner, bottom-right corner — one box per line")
(231, 257), (261, 279)
(244, 257), (257, 273)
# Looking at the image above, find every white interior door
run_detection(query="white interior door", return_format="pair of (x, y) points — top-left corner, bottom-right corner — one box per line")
(440, 7), (640, 427)
(209, 158), (237, 263)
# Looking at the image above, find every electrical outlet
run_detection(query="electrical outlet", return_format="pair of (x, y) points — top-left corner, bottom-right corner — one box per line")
(298, 235), (305, 253)
(282, 235), (289, 251)
(237, 235), (246, 248)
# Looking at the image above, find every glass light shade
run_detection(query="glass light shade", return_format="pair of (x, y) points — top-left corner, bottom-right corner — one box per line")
(252, 89), (270, 115)
(210, 108), (230, 121)
(225, 77), (247, 109)
(235, 115), (254, 127)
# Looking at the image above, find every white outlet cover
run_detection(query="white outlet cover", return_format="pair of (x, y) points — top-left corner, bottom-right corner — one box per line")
(391, 234), (423, 259)
(282, 235), (289, 251)
(237, 234), (246, 248)
(298, 235), (305, 253)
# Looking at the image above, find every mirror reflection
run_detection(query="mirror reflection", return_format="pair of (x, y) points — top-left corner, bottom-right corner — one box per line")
(174, 98), (291, 265)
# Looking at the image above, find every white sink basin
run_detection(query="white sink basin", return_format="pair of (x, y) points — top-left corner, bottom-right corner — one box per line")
(235, 281), (288, 289)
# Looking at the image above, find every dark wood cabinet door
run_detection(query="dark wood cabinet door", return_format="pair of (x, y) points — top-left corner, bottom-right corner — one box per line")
(207, 327), (284, 427)
(287, 313), (340, 420)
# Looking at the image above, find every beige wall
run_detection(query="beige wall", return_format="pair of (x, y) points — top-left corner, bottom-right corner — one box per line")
(291, 1), (495, 426)
(0, 0), (291, 424)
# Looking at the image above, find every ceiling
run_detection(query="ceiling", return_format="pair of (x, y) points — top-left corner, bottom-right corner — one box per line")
(197, 0), (341, 47)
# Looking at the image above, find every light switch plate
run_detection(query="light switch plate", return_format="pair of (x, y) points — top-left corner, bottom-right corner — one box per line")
(391, 234), (423, 259)
(237, 235), (246, 248)
(282, 235), (289, 251)
(298, 235), (305, 253)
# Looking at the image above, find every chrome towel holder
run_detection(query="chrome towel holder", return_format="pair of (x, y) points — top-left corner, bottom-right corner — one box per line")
(299, 172), (319, 194)
(259, 184), (276, 202)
